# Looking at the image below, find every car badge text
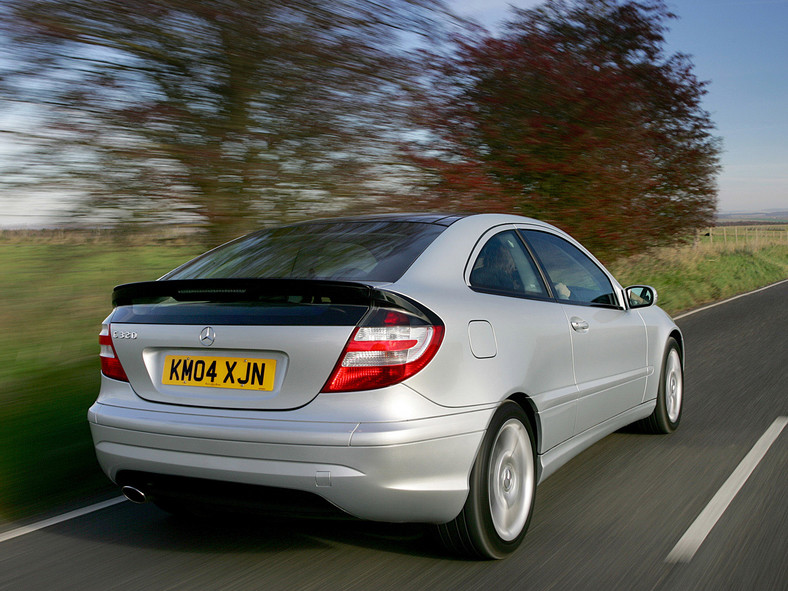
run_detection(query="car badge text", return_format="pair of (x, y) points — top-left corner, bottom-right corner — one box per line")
(113, 330), (137, 339)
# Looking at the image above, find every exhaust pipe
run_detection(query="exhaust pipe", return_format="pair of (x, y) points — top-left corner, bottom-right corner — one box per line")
(121, 485), (148, 504)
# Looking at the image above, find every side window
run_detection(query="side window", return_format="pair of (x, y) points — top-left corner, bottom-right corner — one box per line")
(523, 231), (618, 307)
(470, 230), (549, 298)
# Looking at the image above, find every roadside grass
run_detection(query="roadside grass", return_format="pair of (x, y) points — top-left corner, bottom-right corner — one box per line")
(0, 227), (786, 521)
(0, 237), (201, 520)
(609, 236), (788, 315)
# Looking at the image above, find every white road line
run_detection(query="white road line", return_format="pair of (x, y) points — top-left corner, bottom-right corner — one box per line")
(673, 278), (788, 320)
(666, 416), (788, 564)
(0, 497), (127, 544)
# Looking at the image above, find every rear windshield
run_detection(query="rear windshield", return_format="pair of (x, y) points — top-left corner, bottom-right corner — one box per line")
(164, 221), (446, 283)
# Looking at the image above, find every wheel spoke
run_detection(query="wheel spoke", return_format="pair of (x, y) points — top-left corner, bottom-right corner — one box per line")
(665, 349), (683, 423)
(488, 419), (534, 542)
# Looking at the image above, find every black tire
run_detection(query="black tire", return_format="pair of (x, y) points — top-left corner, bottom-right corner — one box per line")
(437, 401), (536, 559)
(635, 337), (683, 434)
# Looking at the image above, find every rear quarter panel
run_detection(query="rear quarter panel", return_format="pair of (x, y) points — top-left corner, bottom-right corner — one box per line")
(389, 217), (580, 451)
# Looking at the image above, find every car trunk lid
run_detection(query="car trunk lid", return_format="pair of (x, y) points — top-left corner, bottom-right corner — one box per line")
(107, 279), (373, 410)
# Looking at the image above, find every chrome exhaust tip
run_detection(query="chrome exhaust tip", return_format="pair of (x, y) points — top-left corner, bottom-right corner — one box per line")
(121, 485), (148, 504)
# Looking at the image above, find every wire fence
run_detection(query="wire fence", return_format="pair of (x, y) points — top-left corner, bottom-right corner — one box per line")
(699, 225), (788, 247)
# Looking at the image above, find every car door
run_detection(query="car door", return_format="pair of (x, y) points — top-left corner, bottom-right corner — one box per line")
(521, 229), (648, 434)
(466, 228), (578, 451)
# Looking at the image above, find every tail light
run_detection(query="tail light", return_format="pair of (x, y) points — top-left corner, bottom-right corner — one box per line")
(99, 322), (129, 382)
(322, 308), (444, 393)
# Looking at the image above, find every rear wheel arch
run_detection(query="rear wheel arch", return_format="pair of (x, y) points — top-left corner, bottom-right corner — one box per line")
(507, 392), (542, 456)
(437, 397), (539, 559)
(669, 328), (684, 357)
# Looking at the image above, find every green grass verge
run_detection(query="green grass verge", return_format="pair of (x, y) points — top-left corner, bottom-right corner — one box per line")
(0, 238), (200, 520)
(609, 242), (788, 315)
(0, 230), (786, 521)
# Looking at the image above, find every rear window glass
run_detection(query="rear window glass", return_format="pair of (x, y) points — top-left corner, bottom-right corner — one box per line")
(164, 221), (446, 282)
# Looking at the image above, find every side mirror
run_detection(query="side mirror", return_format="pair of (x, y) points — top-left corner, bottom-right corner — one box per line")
(626, 285), (657, 309)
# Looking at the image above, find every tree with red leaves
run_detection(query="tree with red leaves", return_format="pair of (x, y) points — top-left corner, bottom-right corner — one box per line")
(409, 0), (721, 260)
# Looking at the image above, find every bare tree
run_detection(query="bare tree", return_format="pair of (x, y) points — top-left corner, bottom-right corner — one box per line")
(0, 0), (461, 243)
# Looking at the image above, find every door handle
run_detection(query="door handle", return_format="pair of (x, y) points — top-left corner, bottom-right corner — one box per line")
(571, 317), (589, 332)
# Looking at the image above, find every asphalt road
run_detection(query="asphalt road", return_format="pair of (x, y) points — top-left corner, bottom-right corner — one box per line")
(2, 281), (786, 591)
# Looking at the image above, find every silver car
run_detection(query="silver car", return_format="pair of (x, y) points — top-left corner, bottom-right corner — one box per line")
(89, 213), (683, 559)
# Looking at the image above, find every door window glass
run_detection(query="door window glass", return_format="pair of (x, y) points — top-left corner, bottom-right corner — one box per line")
(523, 231), (617, 307)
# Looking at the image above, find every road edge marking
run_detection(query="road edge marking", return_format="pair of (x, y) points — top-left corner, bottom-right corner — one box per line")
(673, 278), (788, 320)
(665, 416), (788, 563)
(0, 497), (127, 545)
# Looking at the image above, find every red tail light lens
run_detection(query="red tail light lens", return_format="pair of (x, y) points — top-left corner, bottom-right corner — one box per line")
(322, 309), (444, 393)
(99, 323), (129, 382)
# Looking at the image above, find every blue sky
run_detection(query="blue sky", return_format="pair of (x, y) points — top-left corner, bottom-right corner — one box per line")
(454, 0), (788, 213)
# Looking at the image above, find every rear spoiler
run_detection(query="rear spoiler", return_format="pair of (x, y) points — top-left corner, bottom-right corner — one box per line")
(111, 279), (441, 326)
(112, 278), (373, 307)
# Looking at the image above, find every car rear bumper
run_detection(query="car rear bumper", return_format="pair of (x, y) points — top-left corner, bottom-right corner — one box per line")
(88, 396), (493, 523)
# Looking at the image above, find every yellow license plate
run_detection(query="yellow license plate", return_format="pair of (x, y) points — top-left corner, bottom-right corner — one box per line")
(162, 355), (276, 391)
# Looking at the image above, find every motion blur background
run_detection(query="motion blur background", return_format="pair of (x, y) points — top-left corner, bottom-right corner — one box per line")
(0, 0), (785, 521)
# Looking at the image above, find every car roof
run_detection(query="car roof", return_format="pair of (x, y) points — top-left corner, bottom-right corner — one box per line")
(274, 212), (553, 229)
(279, 213), (468, 227)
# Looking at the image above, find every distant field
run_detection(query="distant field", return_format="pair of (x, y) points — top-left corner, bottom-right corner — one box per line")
(1, 226), (786, 520)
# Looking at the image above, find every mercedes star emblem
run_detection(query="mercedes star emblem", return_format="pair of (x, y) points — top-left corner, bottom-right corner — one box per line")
(199, 326), (216, 347)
